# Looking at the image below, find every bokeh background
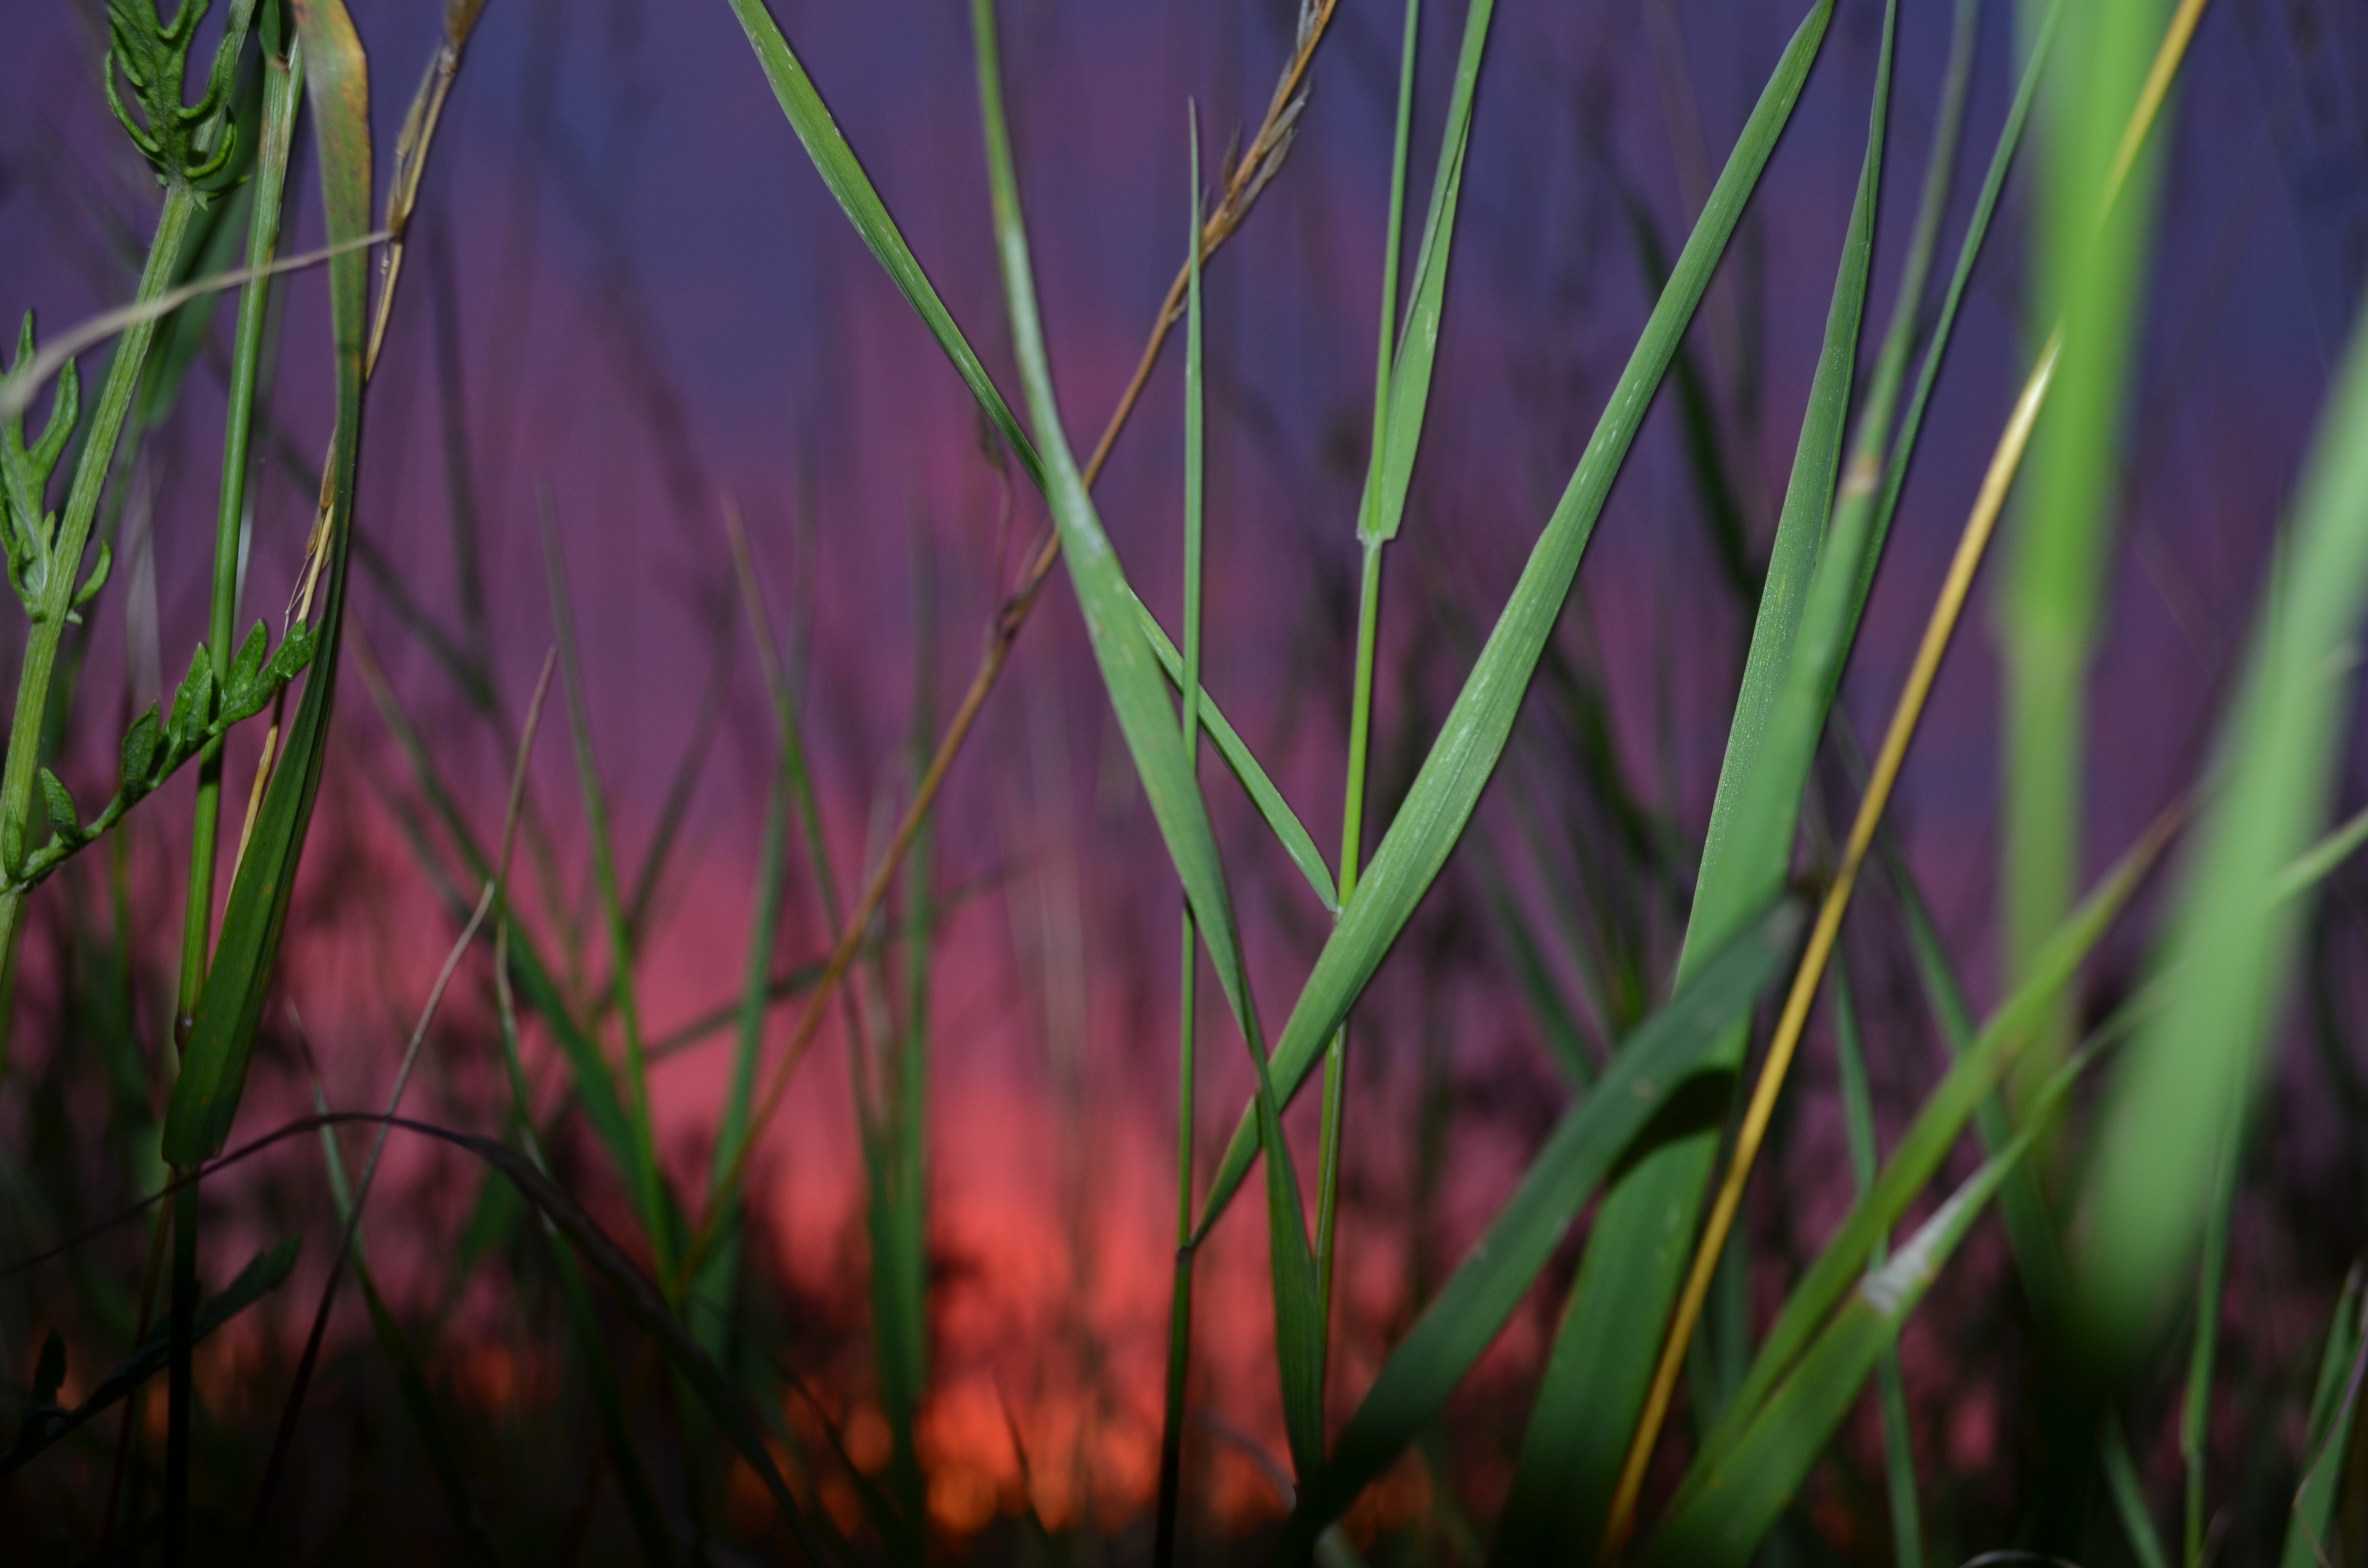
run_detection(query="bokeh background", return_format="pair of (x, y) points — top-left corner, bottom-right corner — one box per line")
(3, 0), (2368, 1558)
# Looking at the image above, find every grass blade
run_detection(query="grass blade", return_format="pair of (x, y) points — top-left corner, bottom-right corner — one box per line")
(2282, 1267), (2366, 1568)
(1496, 0), (1891, 1542)
(1258, 901), (1801, 1562)
(1135, 595), (1336, 912)
(968, 0), (1327, 1479)
(0, 1240), (296, 1478)
(1358, 0), (1490, 549)
(1641, 1088), (2072, 1568)
(163, 0), (372, 1166)
(1832, 957), (1923, 1568)
(721, 0), (1042, 489)
(1692, 819), (2170, 1482)
(1999, 0), (2179, 1085)
(1156, 125), (1209, 1567)
(2075, 302), (2368, 1360)
(543, 512), (675, 1274)
(1196, 0), (1835, 1248)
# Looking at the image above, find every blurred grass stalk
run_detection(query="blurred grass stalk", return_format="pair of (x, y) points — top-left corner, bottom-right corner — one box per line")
(1998, 0), (2173, 1108)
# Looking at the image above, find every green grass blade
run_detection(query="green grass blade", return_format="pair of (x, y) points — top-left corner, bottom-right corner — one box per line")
(2183, 1133), (2238, 1563)
(1493, 1), (1886, 1543)
(176, 18), (304, 1028)
(722, 0), (1042, 490)
(1358, 0), (1491, 548)
(1135, 595), (1336, 912)
(1156, 132), (1208, 1568)
(0, 1240), (296, 1478)
(1196, 0), (1835, 1247)
(2103, 1417), (2175, 1568)
(2000, 0), (2174, 1088)
(2075, 307), (2368, 1360)
(162, 0), (372, 1165)
(349, 637), (645, 1183)
(313, 1100), (502, 1568)
(1832, 958), (1923, 1568)
(1257, 902), (1801, 1562)
(2282, 1267), (2365, 1568)
(968, 0), (1326, 1479)
(1642, 1096), (2066, 1568)
(1695, 828), (2161, 1478)
(543, 517), (674, 1275)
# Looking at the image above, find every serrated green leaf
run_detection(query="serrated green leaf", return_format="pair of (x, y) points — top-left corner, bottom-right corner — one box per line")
(1261, 901), (1801, 1562)
(226, 618), (270, 693)
(1196, 0), (1834, 1255)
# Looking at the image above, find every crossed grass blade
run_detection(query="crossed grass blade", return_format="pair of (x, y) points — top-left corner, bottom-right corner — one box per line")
(1497, 2), (1896, 1545)
(1602, 0), (2211, 1528)
(1641, 1074), (2080, 1568)
(678, 0), (1337, 1290)
(1258, 900), (1803, 1564)
(966, 0), (1329, 1479)
(1196, 0), (1837, 1250)
(1686, 812), (2173, 1494)
(2075, 297), (2368, 1362)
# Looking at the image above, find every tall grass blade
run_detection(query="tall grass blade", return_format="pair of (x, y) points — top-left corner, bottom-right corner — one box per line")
(722, 0), (1042, 489)
(1259, 901), (1802, 1562)
(0, 1240), (295, 1478)
(1197, 0), (1836, 1244)
(163, 0), (371, 1167)
(2281, 1267), (2366, 1568)
(1497, 1), (1890, 1543)
(1692, 821), (2167, 1482)
(543, 514), (675, 1273)
(1156, 126), (1209, 1567)
(2000, 0), (2176, 1087)
(1136, 597), (1336, 911)
(1832, 958), (1922, 1568)
(2075, 306), (2368, 1360)
(968, 0), (1328, 1479)
(2103, 1417), (2175, 1568)
(1641, 1086), (2072, 1568)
